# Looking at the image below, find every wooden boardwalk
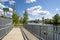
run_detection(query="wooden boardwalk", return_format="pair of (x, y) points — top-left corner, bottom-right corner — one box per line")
(2, 27), (24, 40)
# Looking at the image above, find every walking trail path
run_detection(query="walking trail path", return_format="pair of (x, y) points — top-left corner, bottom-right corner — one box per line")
(2, 27), (24, 40)
(2, 26), (39, 40)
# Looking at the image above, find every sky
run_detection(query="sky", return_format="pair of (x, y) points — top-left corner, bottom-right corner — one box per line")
(0, 0), (60, 20)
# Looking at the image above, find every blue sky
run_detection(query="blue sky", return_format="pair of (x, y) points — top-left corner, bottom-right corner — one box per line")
(0, 0), (60, 20)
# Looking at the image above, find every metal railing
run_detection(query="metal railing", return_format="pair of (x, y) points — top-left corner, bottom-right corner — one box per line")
(0, 18), (13, 39)
(23, 24), (60, 40)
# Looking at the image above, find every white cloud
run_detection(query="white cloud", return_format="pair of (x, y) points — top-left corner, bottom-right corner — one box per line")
(28, 13), (54, 20)
(0, 3), (13, 11)
(0, 0), (9, 2)
(56, 8), (60, 11)
(27, 5), (50, 16)
(26, 0), (36, 3)
(44, 14), (54, 19)
(0, 3), (13, 16)
(7, 12), (13, 15)
(9, 0), (15, 5)
(0, 3), (6, 9)
(8, 8), (13, 15)
(0, 0), (15, 5)
(28, 16), (33, 20)
(9, 8), (13, 12)
(26, 5), (53, 20)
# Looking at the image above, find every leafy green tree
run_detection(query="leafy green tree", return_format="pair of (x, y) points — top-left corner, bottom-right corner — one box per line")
(45, 19), (54, 24)
(19, 17), (23, 24)
(12, 13), (19, 24)
(35, 19), (40, 23)
(53, 14), (60, 24)
(42, 17), (44, 24)
(12, 5), (20, 25)
(23, 10), (28, 24)
(49, 19), (54, 24)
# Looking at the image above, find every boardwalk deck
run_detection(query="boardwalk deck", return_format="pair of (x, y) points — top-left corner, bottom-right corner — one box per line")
(2, 27), (24, 40)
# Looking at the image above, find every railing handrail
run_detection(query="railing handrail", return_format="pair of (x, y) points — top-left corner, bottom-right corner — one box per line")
(0, 25), (12, 30)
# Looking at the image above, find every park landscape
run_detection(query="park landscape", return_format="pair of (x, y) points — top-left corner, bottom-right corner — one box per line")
(0, 0), (60, 40)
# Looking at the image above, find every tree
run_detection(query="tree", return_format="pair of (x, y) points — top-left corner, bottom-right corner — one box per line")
(53, 14), (60, 24)
(12, 5), (19, 25)
(12, 13), (19, 24)
(23, 10), (28, 24)
(42, 17), (44, 24)
(45, 19), (53, 24)
(19, 17), (23, 24)
(35, 19), (40, 23)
